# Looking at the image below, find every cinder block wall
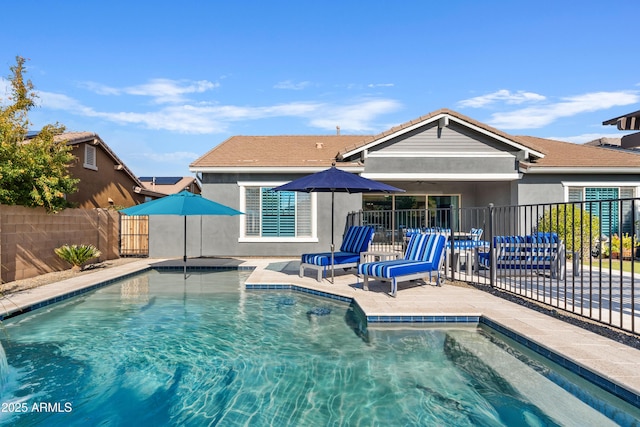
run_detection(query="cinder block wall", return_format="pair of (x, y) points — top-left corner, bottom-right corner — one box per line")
(0, 205), (120, 282)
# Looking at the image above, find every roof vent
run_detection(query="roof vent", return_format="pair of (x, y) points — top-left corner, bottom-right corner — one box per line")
(316, 142), (324, 149)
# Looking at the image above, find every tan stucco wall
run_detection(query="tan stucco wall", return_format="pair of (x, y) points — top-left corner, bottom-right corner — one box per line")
(66, 143), (146, 209)
(0, 205), (120, 282)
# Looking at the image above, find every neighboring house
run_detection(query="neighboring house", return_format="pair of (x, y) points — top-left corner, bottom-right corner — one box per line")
(144, 108), (640, 259)
(56, 132), (162, 208)
(603, 109), (640, 149)
(139, 176), (201, 195)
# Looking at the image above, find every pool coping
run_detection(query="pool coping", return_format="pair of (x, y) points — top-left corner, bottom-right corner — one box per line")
(1, 258), (639, 410)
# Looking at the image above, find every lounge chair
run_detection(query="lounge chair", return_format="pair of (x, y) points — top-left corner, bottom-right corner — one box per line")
(300, 225), (375, 282)
(358, 233), (447, 297)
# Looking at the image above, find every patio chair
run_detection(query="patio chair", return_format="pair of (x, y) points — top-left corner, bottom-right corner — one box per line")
(470, 228), (483, 241)
(445, 235), (489, 274)
(358, 233), (447, 297)
(300, 225), (375, 282)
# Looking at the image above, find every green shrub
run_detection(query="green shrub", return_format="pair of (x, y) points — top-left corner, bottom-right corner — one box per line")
(54, 244), (102, 271)
(536, 205), (600, 259)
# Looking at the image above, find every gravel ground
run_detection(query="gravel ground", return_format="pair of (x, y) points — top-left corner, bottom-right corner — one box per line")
(2, 260), (639, 350)
(449, 279), (640, 350)
(0, 258), (141, 296)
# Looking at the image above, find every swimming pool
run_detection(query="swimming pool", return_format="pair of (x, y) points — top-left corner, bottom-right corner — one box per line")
(0, 269), (638, 426)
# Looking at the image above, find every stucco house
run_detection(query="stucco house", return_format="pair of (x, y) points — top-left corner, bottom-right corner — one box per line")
(58, 132), (162, 208)
(147, 108), (640, 259)
(139, 176), (202, 196)
(603, 109), (640, 149)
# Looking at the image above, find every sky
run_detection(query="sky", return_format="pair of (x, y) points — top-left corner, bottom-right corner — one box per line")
(2, 0), (639, 177)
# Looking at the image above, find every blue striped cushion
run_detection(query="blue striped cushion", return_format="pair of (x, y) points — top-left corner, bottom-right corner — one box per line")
(358, 260), (434, 278)
(358, 233), (446, 279)
(339, 226), (375, 254)
(301, 252), (361, 267)
(448, 240), (489, 249)
(404, 233), (446, 263)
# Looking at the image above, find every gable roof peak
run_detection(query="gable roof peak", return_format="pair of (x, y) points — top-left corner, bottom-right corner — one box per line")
(337, 108), (545, 160)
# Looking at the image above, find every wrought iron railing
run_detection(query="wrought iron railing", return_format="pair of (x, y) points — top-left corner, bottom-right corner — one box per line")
(347, 198), (640, 335)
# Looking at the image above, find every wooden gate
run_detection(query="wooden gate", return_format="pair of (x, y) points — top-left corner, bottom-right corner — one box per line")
(120, 215), (149, 256)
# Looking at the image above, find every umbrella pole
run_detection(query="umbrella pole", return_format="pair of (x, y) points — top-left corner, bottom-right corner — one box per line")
(331, 191), (335, 284)
(183, 216), (187, 279)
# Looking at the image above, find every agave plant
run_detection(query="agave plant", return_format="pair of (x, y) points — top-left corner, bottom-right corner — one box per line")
(54, 244), (102, 271)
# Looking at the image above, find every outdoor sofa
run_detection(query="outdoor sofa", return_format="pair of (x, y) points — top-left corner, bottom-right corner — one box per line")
(476, 233), (566, 279)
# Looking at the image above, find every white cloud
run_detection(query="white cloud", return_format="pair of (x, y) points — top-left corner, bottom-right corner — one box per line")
(458, 89), (546, 108)
(367, 83), (394, 88)
(80, 78), (219, 104)
(274, 80), (311, 90)
(308, 99), (402, 132)
(142, 151), (200, 163)
(38, 81), (401, 135)
(487, 91), (640, 129)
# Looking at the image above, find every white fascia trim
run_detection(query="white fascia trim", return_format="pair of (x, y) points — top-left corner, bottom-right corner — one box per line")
(191, 166), (365, 174)
(561, 181), (640, 202)
(366, 151), (513, 158)
(561, 181), (640, 187)
(361, 173), (520, 181)
(339, 113), (545, 159)
(524, 167), (640, 174)
(239, 237), (319, 243)
(238, 181), (289, 187)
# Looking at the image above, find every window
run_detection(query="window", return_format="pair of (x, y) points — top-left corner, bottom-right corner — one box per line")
(240, 185), (315, 241)
(83, 144), (97, 170)
(567, 185), (636, 235)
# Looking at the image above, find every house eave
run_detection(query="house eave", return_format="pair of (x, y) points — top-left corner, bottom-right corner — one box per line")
(190, 165), (366, 174)
(361, 172), (521, 181)
(521, 166), (640, 174)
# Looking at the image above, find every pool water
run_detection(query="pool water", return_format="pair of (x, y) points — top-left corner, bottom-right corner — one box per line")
(0, 270), (638, 426)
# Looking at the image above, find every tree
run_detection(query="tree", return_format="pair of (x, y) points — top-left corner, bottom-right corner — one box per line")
(536, 204), (600, 259)
(0, 56), (78, 212)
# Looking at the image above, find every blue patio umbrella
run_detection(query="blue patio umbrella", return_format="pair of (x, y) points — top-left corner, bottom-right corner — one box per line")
(273, 165), (404, 282)
(121, 190), (243, 277)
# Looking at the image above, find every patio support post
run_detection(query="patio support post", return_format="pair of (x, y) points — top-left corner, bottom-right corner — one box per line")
(448, 205), (454, 281)
(488, 203), (495, 287)
(331, 191), (335, 284)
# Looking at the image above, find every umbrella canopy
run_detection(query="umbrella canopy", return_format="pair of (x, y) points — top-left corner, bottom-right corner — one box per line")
(272, 165), (404, 282)
(121, 190), (243, 277)
(272, 165), (404, 194)
(121, 190), (242, 216)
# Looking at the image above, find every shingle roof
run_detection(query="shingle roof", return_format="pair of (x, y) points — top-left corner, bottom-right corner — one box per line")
(190, 109), (640, 173)
(190, 135), (370, 168)
(517, 135), (640, 169)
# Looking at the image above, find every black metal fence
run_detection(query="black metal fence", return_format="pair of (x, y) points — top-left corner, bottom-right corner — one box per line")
(347, 198), (640, 335)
